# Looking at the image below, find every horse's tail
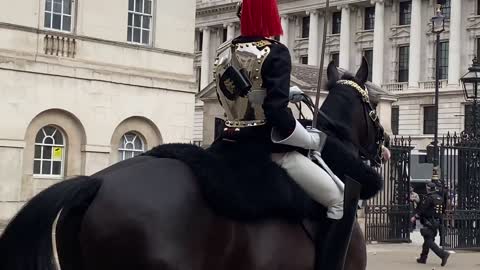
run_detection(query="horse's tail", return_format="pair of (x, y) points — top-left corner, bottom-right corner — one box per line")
(0, 176), (102, 270)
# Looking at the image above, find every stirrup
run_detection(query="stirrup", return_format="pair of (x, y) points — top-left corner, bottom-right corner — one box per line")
(315, 176), (361, 270)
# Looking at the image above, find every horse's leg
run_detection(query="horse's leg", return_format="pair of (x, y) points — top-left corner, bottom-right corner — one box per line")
(344, 221), (367, 270)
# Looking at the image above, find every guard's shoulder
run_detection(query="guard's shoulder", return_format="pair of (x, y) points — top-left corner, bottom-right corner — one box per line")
(263, 39), (288, 50)
(262, 39), (290, 58)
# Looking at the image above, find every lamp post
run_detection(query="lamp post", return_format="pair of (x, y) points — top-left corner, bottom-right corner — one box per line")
(460, 58), (480, 136)
(431, 6), (445, 182)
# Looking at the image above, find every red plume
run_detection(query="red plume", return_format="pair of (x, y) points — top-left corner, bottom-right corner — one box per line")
(240, 0), (283, 37)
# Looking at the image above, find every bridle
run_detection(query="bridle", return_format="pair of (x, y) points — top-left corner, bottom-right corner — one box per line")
(323, 80), (385, 166)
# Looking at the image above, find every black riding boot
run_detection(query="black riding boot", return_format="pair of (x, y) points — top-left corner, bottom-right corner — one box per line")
(314, 176), (361, 270)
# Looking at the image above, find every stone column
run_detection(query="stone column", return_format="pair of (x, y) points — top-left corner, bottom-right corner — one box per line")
(339, 5), (351, 70)
(280, 15), (290, 45)
(226, 23), (236, 41)
(200, 27), (211, 90)
(307, 10), (320, 65)
(408, 0), (422, 88)
(448, 0), (462, 85)
(372, 0), (385, 85)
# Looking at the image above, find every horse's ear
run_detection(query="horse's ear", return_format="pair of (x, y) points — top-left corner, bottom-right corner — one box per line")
(327, 61), (339, 82)
(355, 57), (369, 85)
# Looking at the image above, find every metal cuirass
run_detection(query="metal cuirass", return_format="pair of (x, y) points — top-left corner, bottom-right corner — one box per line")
(214, 40), (271, 128)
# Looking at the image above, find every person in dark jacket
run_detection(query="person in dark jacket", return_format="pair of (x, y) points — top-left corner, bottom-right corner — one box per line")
(411, 181), (450, 266)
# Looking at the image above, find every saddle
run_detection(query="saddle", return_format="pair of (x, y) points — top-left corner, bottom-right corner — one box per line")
(144, 141), (326, 222)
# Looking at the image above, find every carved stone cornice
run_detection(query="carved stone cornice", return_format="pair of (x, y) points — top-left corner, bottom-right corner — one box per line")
(196, 3), (237, 17)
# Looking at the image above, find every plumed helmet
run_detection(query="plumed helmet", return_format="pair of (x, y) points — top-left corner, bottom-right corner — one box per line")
(239, 0), (283, 37)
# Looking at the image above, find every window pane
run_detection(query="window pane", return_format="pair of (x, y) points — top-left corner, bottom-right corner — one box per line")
(46, 0), (52, 11)
(302, 16), (310, 38)
(398, 46), (409, 82)
(424, 106), (435, 134)
(135, 0), (143, 13)
(34, 160), (41, 174)
(145, 0), (152, 14)
(399, 1), (411, 25)
(142, 16), (150, 29)
(128, 13), (133, 26)
(125, 133), (135, 141)
(52, 14), (61, 29)
(44, 12), (52, 28)
(63, 0), (71, 15)
(332, 12), (341, 34)
(53, 0), (62, 13)
(127, 26), (133, 41)
(62, 16), (71, 31)
(126, 142), (134, 150)
(44, 137), (54, 145)
(129, 0), (134, 11)
(134, 14), (141, 27)
(44, 126), (56, 135)
(438, 0), (451, 19)
(35, 130), (44, 143)
(365, 7), (375, 30)
(126, 151), (134, 159)
(52, 161), (62, 175)
(439, 41), (449, 80)
(42, 161), (52, 174)
(391, 107), (399, 135)
(35, 145), (42, 159)
(301, 56), (308, 64)
(133, 28), (141, 42)
(43, 146), (52, 159)
(142, 30), (149, 44)
(134, 137), (143, 149)
(53, 131), (63, 145)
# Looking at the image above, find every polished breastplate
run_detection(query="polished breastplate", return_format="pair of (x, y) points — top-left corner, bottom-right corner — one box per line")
(214, 40), (271, 128)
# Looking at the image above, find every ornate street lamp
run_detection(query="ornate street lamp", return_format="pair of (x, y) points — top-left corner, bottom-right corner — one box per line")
(429, 6), (445, 182)
(460, 58), (480, 136)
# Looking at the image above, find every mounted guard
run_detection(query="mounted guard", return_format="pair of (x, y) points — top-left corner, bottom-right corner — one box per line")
(213, 0), (385, 269)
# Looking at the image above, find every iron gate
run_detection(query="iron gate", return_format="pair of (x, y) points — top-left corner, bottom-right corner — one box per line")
(365, 137), (413, 243)
(440, 133), (480, 250)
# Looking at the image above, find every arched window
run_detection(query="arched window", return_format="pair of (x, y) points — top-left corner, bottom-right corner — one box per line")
(33, 126), (65, 176)
(118, 132), (145, 161)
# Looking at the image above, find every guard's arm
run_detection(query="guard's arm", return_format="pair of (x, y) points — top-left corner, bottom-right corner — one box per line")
(262, 44), (296, 139)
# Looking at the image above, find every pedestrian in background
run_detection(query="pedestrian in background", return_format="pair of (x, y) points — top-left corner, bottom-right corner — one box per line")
(410, 181), (450, 267)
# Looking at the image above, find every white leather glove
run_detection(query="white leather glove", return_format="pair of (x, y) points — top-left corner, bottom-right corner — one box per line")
(271, 120), (327, 151)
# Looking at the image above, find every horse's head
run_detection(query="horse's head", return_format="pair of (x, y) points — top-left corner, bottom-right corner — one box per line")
(321, 57), (385, 166)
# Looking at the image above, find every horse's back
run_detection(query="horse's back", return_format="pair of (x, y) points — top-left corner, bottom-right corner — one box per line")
(81, 156), (224, 269)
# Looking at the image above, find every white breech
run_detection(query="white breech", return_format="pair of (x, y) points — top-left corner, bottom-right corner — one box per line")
(272, 151), (345, 219)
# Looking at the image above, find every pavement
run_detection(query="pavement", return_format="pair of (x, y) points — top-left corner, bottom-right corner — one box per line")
(366, 231), (480, 270)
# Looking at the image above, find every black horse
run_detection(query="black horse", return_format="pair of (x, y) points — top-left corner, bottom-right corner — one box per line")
(0, 59), (384, 270)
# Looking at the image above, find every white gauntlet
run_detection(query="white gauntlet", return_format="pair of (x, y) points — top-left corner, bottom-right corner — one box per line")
(271, 120), (327, 151)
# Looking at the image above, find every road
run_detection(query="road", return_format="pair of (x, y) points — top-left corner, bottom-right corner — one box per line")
(366, 243), (479, 270)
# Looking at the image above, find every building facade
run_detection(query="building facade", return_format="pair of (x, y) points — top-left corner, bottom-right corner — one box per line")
(194, 0), (480, 150)
(0, 0), (196, 221)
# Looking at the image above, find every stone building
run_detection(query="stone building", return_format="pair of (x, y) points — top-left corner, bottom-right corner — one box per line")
(0, 0), (196, 221)
(194, 0), (480, 150)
